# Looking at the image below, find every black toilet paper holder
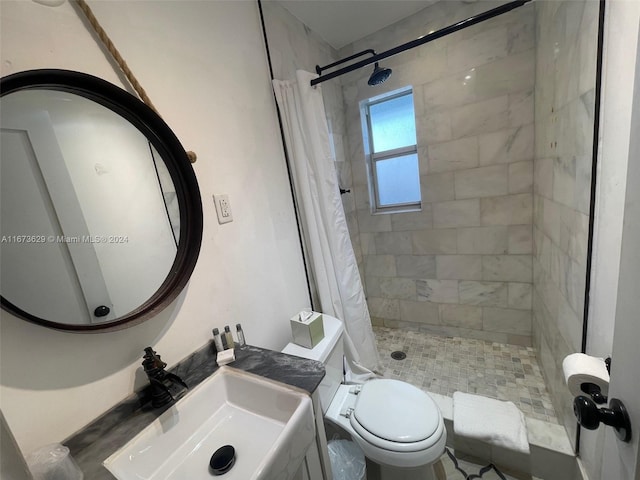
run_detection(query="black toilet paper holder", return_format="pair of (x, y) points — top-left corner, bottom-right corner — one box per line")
(573, 357), (631, 443)
(580, 357), (611, 404)
(580, 382), (607, 404)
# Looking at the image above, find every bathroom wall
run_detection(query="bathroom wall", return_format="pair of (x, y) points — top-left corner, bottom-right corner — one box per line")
(532, 0), (599, 449)
(581, 2), (640, 479)
(339, 1), (536, 345)
(0, 0), (309, 455)
(260, 1), (364, 277)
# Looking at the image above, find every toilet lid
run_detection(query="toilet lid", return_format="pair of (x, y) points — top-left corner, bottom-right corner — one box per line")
(351, 379), (440, 444)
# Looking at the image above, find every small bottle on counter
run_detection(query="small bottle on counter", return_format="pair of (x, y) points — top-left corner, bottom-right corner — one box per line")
(212, 328), (224, 352)
(236, 324), (246, 346)
(224, 325), (235, 348)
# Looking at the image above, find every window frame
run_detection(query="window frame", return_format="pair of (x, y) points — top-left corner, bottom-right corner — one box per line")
(361, 88), (421, 214)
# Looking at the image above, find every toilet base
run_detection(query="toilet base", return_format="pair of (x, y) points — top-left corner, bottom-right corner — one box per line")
(365, 458), (440, 480)
(324, 420), (445, 480)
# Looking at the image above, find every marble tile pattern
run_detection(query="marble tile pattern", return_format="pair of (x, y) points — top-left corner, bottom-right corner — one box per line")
(260, 1), (365, 282)
(62, 345), (325, 480)
(262, 0), (595, 454)
(532, 0), (599, 450)
(374, 326), (558, 424)
(335, 1), (536, 342)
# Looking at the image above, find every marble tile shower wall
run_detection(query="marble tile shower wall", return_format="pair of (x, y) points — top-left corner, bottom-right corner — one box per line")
(261, 1), (364, 273)
(261, 2), (364, 273)
(532, 0), (599, 448)
(339, 2), (536, 345)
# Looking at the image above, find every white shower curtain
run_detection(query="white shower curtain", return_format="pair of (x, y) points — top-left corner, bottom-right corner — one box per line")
(273, 70), (380, 378)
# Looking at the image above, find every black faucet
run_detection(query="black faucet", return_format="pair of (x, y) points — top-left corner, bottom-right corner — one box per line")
(142, 347), (188, 408)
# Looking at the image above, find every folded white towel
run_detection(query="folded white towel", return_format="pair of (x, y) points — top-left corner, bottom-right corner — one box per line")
(453, 391), (529, 454)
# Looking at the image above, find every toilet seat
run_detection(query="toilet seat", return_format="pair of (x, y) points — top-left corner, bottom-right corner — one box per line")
(325, 380), (446, 468)
(281, 315), (446, 471)
(350, 379), (443, 453)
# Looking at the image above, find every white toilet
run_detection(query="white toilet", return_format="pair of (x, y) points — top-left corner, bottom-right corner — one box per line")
(282, 314), (446, 480)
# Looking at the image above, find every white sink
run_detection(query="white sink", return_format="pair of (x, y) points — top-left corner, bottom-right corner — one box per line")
(104, 366), (315, 480)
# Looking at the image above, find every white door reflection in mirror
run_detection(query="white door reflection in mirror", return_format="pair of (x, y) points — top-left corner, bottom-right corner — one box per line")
(0, 89), (178, 325)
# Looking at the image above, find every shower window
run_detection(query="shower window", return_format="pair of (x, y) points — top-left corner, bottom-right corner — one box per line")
(361, 88), (420, 213)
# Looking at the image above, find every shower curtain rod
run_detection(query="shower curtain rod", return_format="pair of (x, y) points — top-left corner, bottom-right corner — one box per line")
(310, 0), (533, 87)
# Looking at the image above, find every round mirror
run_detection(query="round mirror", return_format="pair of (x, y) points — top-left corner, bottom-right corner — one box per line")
(0, 69), (203, 331)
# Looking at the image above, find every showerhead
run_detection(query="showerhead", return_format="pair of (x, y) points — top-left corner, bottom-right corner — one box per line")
(314, 50), (392, 87)
(368, 63), (392, 86)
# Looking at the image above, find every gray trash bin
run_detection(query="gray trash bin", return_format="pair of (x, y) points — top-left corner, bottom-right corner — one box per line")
(327, 439), (366, 480)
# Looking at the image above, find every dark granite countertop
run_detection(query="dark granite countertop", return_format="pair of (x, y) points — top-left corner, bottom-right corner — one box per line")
(64, 344), (325, 479)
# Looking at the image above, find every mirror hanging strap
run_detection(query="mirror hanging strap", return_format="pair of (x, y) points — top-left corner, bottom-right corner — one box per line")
(73, 0), (198, 164)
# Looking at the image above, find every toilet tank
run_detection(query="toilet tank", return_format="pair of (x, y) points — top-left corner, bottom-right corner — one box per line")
(282, 314), (344, 414)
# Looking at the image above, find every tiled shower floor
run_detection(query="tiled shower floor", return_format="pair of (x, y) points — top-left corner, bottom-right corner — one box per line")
(373, 326), (558, 424)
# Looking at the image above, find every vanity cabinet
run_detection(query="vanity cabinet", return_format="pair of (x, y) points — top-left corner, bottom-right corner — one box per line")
(295, 390), (333, 480)
(63, 345), (329, 480)
(297, 438), (323, 480)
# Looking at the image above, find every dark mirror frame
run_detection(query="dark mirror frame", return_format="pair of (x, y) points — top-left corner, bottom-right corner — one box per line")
(0, 69), (203, 332)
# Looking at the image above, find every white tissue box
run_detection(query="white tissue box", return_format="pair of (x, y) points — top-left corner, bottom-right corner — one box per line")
(290, 311), (324, 349)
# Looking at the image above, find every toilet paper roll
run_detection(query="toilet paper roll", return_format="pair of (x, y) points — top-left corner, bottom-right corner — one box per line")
(562, 353), (610, 397)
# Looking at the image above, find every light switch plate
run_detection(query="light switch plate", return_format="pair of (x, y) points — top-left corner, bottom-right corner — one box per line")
(213, 194), (233, 224)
